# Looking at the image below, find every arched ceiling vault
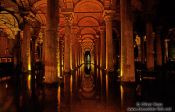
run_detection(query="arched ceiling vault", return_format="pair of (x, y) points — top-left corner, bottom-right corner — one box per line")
(73, 0), (103, 53)
(0, 11), (19, 39)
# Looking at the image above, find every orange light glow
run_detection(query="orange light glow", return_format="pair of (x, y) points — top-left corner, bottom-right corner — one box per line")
(106, 74), (108, 99)
(70, 74), (73, 94)
(57, 86), (61, 111)
(27, 74), (31, 96)
(120, 84), (124, 108)
(28, 53), (31, 71)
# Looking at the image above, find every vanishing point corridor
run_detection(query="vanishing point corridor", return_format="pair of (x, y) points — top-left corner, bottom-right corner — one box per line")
(1, 0), (175, 111)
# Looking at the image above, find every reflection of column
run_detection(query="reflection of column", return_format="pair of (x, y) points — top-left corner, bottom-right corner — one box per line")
(63, 13), (73, 73)
(100, 27), (106, 69)
(156, 33), (162, 66)
(120, 0), (135, 82)
(146, 23), (154, 70)
(104, 10), (114, 71)
(164, 39), (169, 63)
(44, 0), (58, 83)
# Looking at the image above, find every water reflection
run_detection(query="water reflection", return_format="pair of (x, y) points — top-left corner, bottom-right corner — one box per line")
(84, 63), (91, 74)
(0, 64), (141, 112)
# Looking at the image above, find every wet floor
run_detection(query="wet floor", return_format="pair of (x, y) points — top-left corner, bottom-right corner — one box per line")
(0, 64), (174, 112)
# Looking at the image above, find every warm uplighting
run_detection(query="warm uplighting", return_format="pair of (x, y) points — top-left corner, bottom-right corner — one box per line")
(120, 84), (124, 109)
(27, 74), (31, 96)
(57, 86), (61, 112)
(120, 67), (123, 77)
(28, 63), (31, 71)
(57, 64), (61, 77)
(70, 74), (73, 94)
(106, 74), (108, 99)
(27, 52), (31, 71)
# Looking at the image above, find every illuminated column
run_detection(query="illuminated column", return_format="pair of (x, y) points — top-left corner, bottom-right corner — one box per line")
(71, 28), (77, 70)
(74, 37), (78, 68)
(120, 0), (135, 82)
(136, 35), (141, 62)
(70, 36), (73, 70)
(40, 27), (45, 62)
(63, 13), (73, 73)
(44, 0), (58, 83)
(59, 35), (64, 75)
(94, 42), (97, 66)
(104, 10), (114, 71)
(100, 26), (106, 69)
(77, 43), (81, 66)
(56, 31), (61, 77)
(164, 39), (169, 63)
(95, 39), (98, 66)
(96, 35), (100, 67)
(91, 49), (95, 64)
(155, 32), (162, 66)
(21, 24), (31, 72)
(146, 23), (154, 70)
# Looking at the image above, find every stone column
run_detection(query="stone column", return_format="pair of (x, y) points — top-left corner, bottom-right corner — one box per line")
(155, 32), (162, 66)
(59, 35), (64, 76)
(100, 26), (106, 69)
(71, 27), (77, 70)
(95, 39), (98, 67)
(77, 43), (81, 66)
(120, 0), (135, 82)
(21, 24), (31, 72)
(44, 0), (58, 83)
(74, 36), (78, 68)
(70, 35), (73, 70)
(164, 39), (169, 63)
(96, 35), (100, 67)
(94, 42), (97, 66)
(63, 13), (73, 73)
(135, 35), (141, 62)
(104, 10), (114, 71)
(146, 23), (154, 70)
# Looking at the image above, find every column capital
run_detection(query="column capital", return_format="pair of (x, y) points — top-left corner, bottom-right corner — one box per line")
(103, 10), (115, 22)
(62, 12), (74, 25)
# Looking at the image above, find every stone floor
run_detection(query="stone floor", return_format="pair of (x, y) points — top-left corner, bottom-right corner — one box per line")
(0, 64), (174, 112)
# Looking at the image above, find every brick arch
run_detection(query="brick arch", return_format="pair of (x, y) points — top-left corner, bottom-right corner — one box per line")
(74, 0), (104, 12)
(80, 27), (97, 35)
(0, 11), (19, 39)
(78, 16), (99, 27)
(33, 0), (47, 26)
